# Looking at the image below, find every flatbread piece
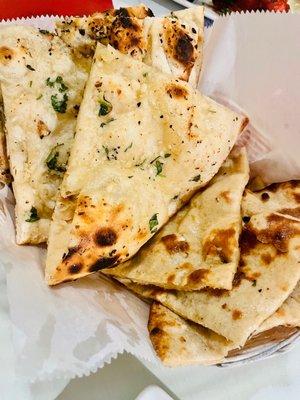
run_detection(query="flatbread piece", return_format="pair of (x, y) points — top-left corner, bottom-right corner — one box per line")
(45, 44), (247, 285)
(104, 147), (249, 290)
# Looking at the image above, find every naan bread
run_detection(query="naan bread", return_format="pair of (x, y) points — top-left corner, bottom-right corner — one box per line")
(56, 4), (153, 72)
(104, 148), (249, 290)
(117, 181), (300, 346)
(0, 93), (11, 184)
(256, 282), (300, 333)
(243, 180), (300, 220)
(148, 294), (300, 367)
(0, 26), (87, 243)
(56, 6), (204, 85)
(45, 44), (247, 285)
(148, 302), (231, 366)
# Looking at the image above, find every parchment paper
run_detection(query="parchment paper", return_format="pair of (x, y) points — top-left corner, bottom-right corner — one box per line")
(1, 12), (300, 383)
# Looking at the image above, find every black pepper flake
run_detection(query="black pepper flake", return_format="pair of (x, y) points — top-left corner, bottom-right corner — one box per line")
(26, 64), (35, 71)
(258, 289), (263, 293)
(160, 115), (164, 119)
(137, 102), (141, 107)
(79, 28), (85, 36)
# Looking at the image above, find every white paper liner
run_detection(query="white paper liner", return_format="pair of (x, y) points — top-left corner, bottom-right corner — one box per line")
(1, 12), (300, 383)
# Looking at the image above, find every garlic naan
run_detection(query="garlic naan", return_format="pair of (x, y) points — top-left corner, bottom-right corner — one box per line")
(0, 26), (87, 243)
(56, 6), (204, 86)
(104, 148), (249, 290)
(45, 44), (247, 285)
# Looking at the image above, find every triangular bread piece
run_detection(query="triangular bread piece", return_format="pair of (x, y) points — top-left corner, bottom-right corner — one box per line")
(148, 291), (300, 367)
(0, 26), (87, 243)
(45, 44), (247, 285)
(148, 302), (231, 366)
(243, 181), (300, 221)
(104, 148), (249, 290)
(115, 181), (300, 347)
(56, 6), (204, 85)
(256, 282), (300, 333)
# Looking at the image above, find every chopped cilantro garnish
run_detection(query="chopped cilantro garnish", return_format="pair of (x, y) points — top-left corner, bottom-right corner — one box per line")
(164, 153), (171, 158)
(98, 98), (112, 116)
(51, 93), (68, 113)
(45, 145), (66, 172)
(102, 145), (110, 160)
(149, 213), (159, 233)
(26, 207), (40, 222)
(46, 76), (68, 92)
(29, 81), (32, 87)
(36, 94), (43, 100)
(124, 142), (133, 152)
(155, 160), (163, 176)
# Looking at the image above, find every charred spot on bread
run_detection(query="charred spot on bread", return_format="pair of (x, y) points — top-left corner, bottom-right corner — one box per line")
(68, 263), (82, 274)
(161, 234), (189, 254)
(166, 83), (188, 99)
(89, 255), (119, 272)
(94, 228), (117, 247)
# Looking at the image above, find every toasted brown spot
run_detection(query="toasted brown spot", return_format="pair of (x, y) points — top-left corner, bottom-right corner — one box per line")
(202, 227), (236, 263)
(77, 44), (95, 58)
(161, 234), (189, 254)
(239, 226), (259, 255)
(187, 269), (209, 284)
(175, 34), (194, 64)
(94, 228), (117, 247)
(180, 336), (186, 343)
(167, 273), (176, 284)
(233, 259), (261, 287)
(0, 46), (14, 64)
(202, 288), (228, 297)
(89, 255), (119, 272)
(135, 228), (148, 241)
(220, 191), (231, 203)
(222, 303), (227, 309)
(276, 308), (286, 317)
(261, 192), (270, 202)
(166, 83), (188, 99)
(180, 262), (194, 271)
(261, 252), (274, 265)
(62, 246), (79, 262)
(265, 182), (281, 193)
(232, 309), (242, 320)
(294, 193), (300, 203)
(37, 120), (50, 138)
(150, 327), (161, 335)
(68, 263), (82, 274)
(278, 207), (300, 219)
(109, 14), (145, 56)
(232, 265), (246, 288)
(115, 7), (130, 18)
(255, 213), (300, 252)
